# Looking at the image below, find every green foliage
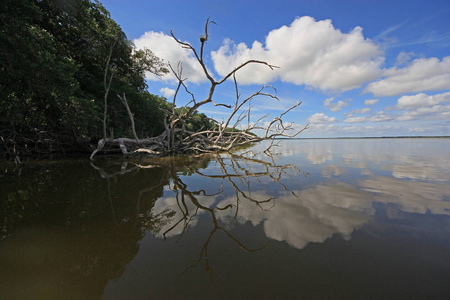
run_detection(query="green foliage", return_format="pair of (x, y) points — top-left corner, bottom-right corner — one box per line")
(172, 107), (215, 132)
(0, 0), (169, 154)
(186, 111), (214, 132)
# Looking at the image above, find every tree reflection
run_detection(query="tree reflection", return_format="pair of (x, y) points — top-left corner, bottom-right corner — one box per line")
(125, 152), (307, 278)
(0, 158), (170, 299)
(0, 151), (307, 297)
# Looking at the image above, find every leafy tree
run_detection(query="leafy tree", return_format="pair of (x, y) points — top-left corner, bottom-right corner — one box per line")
(0, 0), (168, 157)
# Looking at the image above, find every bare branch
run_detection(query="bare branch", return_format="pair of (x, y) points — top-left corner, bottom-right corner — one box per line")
(90, 18), (308, 160)
(103, 40), (117, 140)
(118, 93), (140, 143)
(200, 17), (217, 61)
(217, 60), (279, 85)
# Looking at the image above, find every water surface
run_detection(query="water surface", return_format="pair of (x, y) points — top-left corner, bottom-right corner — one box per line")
(1, 138), (450, 299)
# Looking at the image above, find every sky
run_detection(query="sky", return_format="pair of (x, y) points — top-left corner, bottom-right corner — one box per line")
(101, 0), (450, 138)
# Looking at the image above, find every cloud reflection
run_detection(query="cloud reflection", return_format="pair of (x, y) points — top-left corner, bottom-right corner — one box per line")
(151, 174), (450, 250)
(360, 176), (450, 215)
(322, 164), (345, 177)
(215, 183), (374, 249)
(151, 194), (216, 238)
(252, 139), (450, 182)
(147, 139), (450, 251)
(384, 163), (449, 182)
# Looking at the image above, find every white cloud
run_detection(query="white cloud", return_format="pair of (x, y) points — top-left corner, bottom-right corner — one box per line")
(358, 108), (371, 114)
(159, 87), (176, 98)
(349, 108), (371, 115)
(364, 99), (379, 105)
(300, 123), (400, 137)
(397, 104), (450, 121)
(211, 16), (383, 91)
(343, 92), (450, 124)
(344, 111), (393, 123)
(408, 126), (448, 134)
(324, 97), (350, 112)
(395, 91), (450, 110)
(370, 111), (394, 122)
(365, 57), (450, 97)
(344, 116), (368, 123)
(340, 125), (376, 133)
(408, 127), (427, 133)
(302, 124), (338, 136)
(134, 31), (207, 83)
(323, 97), (334, 106)
(344, 92), (450, 123)
(395, 51), (415, 66)
(406, 125), (450, 136)
(307, 113), (336, 124)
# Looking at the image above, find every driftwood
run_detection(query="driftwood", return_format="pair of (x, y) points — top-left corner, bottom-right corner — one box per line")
(90, 18), (309, 160)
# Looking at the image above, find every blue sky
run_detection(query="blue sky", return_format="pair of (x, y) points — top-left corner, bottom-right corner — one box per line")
(101, 0), (450, 137)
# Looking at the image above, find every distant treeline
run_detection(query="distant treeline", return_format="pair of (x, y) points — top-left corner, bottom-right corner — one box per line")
(0, 0), (213, 157)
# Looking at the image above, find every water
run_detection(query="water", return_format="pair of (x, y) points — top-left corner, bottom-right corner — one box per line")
(1, 138), (450, 299)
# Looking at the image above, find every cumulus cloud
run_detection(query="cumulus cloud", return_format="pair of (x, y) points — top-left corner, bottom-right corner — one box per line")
(134, 31), (207, 83)
(397, 104), (450, 121)
(364, 99), (379, 105)
(357, 108), (371, 114)
(300, 123), (399, 137)
(211, 16), (383, 91)
(395, 91), (450, 110)
(344, 107), (371, 119)
(344, 92), (450, 124)
(159, 87), (176, 98)
(343, 116), (367, 123)
(307, 113), (336, 124)
(324, 97), (350, 112)
(344, 111), (393, 123)
(365, 56), (450, 96)
(370, 111), (394, 122)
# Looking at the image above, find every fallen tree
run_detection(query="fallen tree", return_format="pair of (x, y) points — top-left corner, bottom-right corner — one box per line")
(90, 19), (309, 160)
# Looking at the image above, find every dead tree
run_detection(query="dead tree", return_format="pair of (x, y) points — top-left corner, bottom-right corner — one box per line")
(90, 18), (309, 160)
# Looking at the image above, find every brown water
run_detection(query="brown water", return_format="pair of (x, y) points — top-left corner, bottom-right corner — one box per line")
(1, 139), (450, 299)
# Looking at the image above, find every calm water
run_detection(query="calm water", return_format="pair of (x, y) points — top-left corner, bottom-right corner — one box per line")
(1, 138), (450, 299)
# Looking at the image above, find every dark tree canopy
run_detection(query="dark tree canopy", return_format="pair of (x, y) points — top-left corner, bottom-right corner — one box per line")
(0, 0), (169, 158)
